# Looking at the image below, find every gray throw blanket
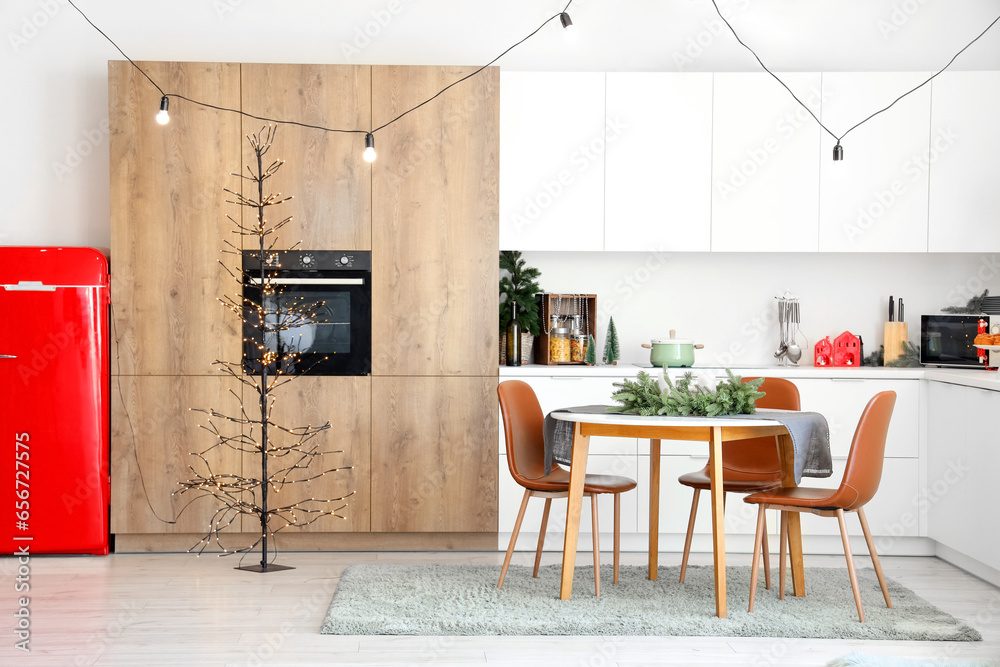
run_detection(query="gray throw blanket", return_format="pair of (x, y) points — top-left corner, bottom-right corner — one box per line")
(543, 406), (832, 485)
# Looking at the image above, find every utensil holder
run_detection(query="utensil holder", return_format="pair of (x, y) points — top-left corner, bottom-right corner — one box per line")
(883, 322), (907, 364)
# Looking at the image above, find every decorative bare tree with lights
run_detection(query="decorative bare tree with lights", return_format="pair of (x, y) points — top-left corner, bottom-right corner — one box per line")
(176, 126), (353, 572)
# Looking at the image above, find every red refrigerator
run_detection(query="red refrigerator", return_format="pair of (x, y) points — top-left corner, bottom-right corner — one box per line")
(0, 246), (110, 555)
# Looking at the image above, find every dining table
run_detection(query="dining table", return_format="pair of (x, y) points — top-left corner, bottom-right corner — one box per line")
(548, 409), (816, 618)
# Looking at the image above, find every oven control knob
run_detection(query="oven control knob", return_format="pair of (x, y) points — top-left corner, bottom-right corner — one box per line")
(340, 255), (350, 265)
(301, 255), (314, 266)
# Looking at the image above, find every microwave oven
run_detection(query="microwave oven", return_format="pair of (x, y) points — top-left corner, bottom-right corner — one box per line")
(919, 315), (989, 368)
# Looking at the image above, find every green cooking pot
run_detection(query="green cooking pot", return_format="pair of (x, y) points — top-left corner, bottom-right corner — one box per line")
(642, 330), (705, 368)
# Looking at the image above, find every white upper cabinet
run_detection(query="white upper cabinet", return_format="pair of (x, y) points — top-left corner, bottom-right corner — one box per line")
(499, 72), (606, 251)
(604, 73), (713, 252)
(928, 72), (1000, 252)
(711, 73), (822, 252)
(818, 73), (932, 252)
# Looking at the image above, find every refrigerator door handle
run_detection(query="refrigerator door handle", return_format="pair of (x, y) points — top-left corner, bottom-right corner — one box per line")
(0, 355), (15, 359)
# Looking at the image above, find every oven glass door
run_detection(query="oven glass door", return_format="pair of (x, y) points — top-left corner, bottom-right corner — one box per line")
(243, 274), (371, 376)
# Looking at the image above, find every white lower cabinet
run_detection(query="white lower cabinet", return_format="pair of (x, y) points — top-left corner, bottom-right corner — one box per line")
(926, 381), (1000, 570)
(793, 378), (918, 458)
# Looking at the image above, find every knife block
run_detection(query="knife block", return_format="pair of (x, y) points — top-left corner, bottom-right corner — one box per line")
(883, 322), (907, 364)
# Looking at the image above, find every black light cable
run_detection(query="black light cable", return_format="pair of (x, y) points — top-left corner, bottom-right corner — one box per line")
(66, 0), (576, 160)
(709, 0), (1000, 160)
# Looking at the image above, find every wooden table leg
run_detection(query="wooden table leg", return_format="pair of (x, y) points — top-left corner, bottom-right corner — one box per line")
(559, 422), (590, 600)
(648, 438), (661, 581)
(708, 426), (727, 618)
(777, 432), (805, 597)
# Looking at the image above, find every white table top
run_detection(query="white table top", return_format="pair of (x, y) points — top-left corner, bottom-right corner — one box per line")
(548, 408), (783, 428)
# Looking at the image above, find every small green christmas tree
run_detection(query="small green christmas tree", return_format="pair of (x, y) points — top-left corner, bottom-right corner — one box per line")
(584, 334), (596, 365)
(602, 317), (620, 365)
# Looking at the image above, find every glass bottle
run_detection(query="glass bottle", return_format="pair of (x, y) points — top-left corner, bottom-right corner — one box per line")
(505, 302), (521, 366)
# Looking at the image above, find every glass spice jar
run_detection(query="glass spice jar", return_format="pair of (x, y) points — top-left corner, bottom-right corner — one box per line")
(570, 334), (587, 362)
(549, 328), (571, 363)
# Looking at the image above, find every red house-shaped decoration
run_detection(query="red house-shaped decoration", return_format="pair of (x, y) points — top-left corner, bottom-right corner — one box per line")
(833, 331), (861, 367)
(814, 336), (833, 366)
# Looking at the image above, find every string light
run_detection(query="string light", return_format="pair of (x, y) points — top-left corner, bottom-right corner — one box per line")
(559, 11), (577, 41)
(156, 96), (170, 125)
(362, 132), (376, 162)
(66, 0), (576, 145)
(709, 0), (1000, 161)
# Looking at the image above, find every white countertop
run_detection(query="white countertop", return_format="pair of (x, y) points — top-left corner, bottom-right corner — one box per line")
(500, 363), (926, 380)
(500, 363), (1000, 390)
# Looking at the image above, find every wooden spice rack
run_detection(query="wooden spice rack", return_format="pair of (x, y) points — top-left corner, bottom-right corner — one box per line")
(535, 293), (597, 365)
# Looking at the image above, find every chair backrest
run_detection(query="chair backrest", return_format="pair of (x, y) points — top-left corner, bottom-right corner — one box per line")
(497, 380), (551, 486)
(721, 377), (801, 474)
(828, 390), (897, 511)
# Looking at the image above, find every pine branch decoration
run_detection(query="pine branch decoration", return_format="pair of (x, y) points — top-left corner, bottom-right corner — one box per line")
(608, 370), (764, 417)
(942, 289), (988, 314)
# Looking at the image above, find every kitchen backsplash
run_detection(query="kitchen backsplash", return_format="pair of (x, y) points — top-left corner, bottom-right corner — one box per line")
(521, 251), (997, 367)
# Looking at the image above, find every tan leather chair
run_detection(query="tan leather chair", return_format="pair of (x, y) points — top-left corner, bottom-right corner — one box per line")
(497, 380), (637, 596)
(745, 391), (897, 622)
(677, 377), (801, 587)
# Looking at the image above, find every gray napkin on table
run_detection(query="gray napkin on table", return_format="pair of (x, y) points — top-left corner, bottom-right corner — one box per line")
(542, 406), (832, 485)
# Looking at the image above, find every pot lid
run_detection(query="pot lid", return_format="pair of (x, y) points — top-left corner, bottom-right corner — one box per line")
(651, 338), (695, 345)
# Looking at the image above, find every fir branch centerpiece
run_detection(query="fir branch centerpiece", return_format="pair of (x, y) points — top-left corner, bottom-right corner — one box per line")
(608, 370), (765, 417)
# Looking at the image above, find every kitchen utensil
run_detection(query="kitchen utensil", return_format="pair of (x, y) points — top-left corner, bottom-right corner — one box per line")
(787, 301), (802, 363)
(642, 329), (705, 367)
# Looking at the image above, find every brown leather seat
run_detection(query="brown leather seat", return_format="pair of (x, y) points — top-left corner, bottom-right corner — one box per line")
(744, 391), (897, 622)
(497, 380), (637, 595)
(677, 377), (801, 587)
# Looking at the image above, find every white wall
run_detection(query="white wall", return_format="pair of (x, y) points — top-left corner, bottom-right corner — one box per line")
(2, 0), (999, 248)
(524, 250), (996, 367)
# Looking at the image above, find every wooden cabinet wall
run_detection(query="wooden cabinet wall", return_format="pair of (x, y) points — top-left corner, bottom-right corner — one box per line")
(241, 64), (372, 250)
(109, 61), (243, 376)
(372, 377), (497, 532)
(110, 61), (499, 547)
(253, 376), (371, 533)
(371, 65), (499, 377)
(110, 375), (244, 534)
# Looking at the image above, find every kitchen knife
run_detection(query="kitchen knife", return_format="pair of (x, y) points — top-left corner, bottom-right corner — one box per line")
(889, 296), (894, 322)
(898, 298), (904, 322)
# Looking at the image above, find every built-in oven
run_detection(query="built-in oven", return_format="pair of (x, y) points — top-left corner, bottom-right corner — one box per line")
(242, 250), (371, 376)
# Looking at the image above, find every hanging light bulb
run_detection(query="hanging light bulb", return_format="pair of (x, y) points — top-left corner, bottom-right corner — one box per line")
(156, 96), (170, 125)
(362, 132), (376, 162)
(559, 12), (577, 40)
(832, 143), (844, 161)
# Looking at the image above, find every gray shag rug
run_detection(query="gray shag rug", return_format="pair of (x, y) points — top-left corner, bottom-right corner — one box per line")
(320, 563), (982, 640)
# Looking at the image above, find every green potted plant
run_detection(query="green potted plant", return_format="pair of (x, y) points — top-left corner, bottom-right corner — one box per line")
(499, 250), (542, 364)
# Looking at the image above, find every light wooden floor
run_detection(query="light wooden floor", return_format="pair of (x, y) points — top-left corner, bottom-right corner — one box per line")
(2, 549), (999, 666)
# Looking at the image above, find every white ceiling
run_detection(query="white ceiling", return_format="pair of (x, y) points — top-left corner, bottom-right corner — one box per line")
(79, 0), (1000, 72)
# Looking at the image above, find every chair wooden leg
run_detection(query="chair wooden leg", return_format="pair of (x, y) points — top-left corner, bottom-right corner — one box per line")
(779, 510), (788, 601)
(591, 494), (601, 597)
(748, 504), (767, 613)
(762, 512), (771, 590)
(499, 489), (532, 589)
(534, 498), (553, 578)
(836, 508), (865, 623)
(613, 493), (621, 585)
(679, 488), (700, 583)
(857, 507), (892, 609)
